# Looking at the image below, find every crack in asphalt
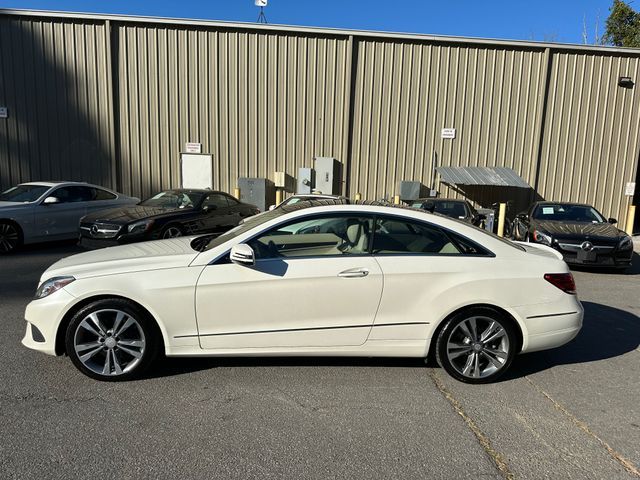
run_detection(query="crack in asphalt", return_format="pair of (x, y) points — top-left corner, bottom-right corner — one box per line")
(427, 370), (515, 480)
(525, 376), (640, 478)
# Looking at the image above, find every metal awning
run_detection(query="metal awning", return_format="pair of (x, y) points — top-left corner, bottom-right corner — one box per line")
(436, 166), (530, 189)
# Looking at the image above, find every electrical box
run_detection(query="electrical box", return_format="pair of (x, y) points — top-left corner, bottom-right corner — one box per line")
(238, 177), (275, 212)
(477, 208), (495, 233)
(314, 157), (342, 195)
(273, 171), (295, 192)
(297, 168), (315, 194)
(398, 181), (425, 201)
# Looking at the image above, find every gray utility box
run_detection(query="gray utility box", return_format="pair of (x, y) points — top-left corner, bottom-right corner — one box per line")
(238, 177), (275, 212)
(477, 208), (495, 232)
(297, 167), (315, 195)
(398, 181), (426, 201)
(314, 157), (342, 195)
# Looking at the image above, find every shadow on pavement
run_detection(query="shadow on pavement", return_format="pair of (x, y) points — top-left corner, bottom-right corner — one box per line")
(146, 300), (639, 381)
(503, 300), (640, 380)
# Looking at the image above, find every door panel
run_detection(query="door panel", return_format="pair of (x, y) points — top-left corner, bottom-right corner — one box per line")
(33, 186), (91, 239)
(195, 256), (383, 349)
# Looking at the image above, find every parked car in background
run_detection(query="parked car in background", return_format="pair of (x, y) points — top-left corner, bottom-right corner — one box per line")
(25, 200), (582, 383)
(511, 201), (633, 269)
(0, 181), (138, 254)
(410, 198), (485, 226)
(269, 194), (344, 210)
(79, 189), (259, 249)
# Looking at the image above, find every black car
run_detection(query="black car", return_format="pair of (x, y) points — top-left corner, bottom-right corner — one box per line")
(410, 198), (485, 226)
(79, 189), (259, 248)
(511, 201), (633, 269)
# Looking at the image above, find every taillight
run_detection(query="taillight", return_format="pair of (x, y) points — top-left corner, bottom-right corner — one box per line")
(544, 273), (576, 294)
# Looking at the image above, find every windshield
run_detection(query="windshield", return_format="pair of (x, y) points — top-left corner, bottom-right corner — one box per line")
(141, 191), (205, 209)
(0, 184), (50, 202)
(424, 201), (469, 219)
(532, 204), (605, 223)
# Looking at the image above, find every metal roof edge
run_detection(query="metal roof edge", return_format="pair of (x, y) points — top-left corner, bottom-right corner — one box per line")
(2, 8), (640, 56)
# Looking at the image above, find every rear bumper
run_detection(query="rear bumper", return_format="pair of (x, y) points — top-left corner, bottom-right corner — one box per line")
(517, 299), (584, 353)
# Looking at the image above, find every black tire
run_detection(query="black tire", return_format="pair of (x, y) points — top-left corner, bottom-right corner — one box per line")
(0, 221), (23, 254)
(160, 224), (184, 239)
(65, 298), (161, 381)
(435, 307), (517, 384)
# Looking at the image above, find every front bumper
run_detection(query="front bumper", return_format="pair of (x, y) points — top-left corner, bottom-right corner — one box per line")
(22, 289), (77, 356)
(559, 248), (633, 267)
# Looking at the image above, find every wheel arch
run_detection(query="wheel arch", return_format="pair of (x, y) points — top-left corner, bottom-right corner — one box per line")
(55, 294), (167, 356)
(427, 303), (524, 361)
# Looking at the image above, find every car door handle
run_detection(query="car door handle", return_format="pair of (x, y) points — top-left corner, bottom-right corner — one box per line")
(338, 268), (369, 278)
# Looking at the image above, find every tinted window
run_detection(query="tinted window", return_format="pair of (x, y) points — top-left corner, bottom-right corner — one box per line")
(372, 217), (461, 255)
(51, 186), (93, 203)
(203, 194), (230, 209)
(426, 201), (469, 219)
(0, 185), (50, 202)
(248, 215), (373, 259)
(92, 188), (117, 201)
(141, 191), (204, 209)
(532, 204), (605, 223)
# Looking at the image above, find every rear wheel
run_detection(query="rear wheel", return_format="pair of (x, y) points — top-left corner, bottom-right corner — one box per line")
(161, 224), (183, 239)
(65, 298), (160, 381)
(0, 221), (22, 254)
(435, 308), (517, 384)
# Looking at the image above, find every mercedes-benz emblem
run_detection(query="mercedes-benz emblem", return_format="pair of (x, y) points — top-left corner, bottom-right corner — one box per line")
(581, 241), (594, 252)
(90, 225), (99, 236)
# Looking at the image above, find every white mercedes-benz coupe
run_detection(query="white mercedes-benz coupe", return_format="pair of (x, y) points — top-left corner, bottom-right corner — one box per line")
(23, 201), (583, 383)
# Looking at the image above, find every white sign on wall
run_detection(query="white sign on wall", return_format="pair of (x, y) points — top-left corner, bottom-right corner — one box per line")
(181, 153), (213, 189)
(441, 128), (456, 139)
(0, 107), (7, 119)
(185, 142), (202, 154)
(625, 182), (636, 196)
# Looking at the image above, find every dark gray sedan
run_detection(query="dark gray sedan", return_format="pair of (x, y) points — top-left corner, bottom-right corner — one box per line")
(0, 181), (138, 253)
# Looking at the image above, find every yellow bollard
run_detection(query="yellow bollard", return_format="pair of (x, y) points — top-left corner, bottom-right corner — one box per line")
(275, 188), (284, 205)
(233, 187), (240, 200)
(393, 195), (401, 205)
(497, 203), (507, 237)
(354, 193), (362, 201)
(626, 204), (636, 236)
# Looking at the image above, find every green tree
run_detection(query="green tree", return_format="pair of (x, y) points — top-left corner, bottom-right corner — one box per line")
(605, 0), (640, 47)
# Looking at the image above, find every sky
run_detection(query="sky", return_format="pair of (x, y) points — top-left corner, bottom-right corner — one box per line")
(0, 0), (618, 45)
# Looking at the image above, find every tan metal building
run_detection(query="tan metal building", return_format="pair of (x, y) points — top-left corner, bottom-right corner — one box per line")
(1, 9), (639, 230)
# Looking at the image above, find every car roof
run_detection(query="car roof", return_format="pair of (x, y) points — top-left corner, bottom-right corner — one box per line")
(534, 201), (593, 208)
(292, 194), (341, 199)
(19, 181), (119, 190)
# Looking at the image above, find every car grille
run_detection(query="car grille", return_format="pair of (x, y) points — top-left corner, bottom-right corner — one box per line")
(557, 242), (615, 253)
(80, 223), (122, 239)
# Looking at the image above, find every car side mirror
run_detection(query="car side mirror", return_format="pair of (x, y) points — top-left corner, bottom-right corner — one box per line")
(43, 196), (60, 205)
(516, 213), (529, 221)
(230, 244), (255, 266)
(269, 205), (276, 211)
(203, 204), (217, 211)
(608, 217), (617, 224)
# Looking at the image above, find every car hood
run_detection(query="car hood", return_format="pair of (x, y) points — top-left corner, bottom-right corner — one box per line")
(533, 220), (622, 240)
(82, 205), (190, 224)
(0, 201), (30, 212)
(41, 237), (200, 282)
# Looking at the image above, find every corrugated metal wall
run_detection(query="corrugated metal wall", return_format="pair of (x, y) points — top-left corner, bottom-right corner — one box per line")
(115, 24), (351, 200)
(1, 11), (639, 223)
(349, 40), (547, 210)
(0, 16), (115, 191)
(537, 51), (640, 222)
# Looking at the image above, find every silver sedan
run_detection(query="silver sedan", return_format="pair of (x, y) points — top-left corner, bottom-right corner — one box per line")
(0, 181), (138, 253)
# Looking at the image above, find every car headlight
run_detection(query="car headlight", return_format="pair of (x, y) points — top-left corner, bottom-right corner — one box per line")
(35, 276), (75, 299)
(532, 229), (552, 246)
(127, 219), (154, 234)
(618, 235), (633, 250)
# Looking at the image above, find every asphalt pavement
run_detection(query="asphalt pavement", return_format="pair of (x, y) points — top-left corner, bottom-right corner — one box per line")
(1, 241), (638, 479)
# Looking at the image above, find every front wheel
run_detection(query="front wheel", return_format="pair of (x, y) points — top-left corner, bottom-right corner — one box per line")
(161, 224), (184, 239)
(65, 298), (160, 381)
(0, 221), (22, 254)
(435, 308), (517, 384)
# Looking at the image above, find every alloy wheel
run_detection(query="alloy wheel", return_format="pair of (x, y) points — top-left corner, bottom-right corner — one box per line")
(0, 223), (20, 253)
(73, 309), (146, 376)
(445, 316), (510, 380)
(162, 226), (182, 239)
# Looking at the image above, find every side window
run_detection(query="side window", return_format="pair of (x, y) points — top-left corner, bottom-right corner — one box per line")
(225, 195), (239, 205)
(248, 215), (373, 259)
(51, 186), (93, 203)
(372, 217), (461, 255)
(92, 188), (117, 201)
(203, 194), (229, 209)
